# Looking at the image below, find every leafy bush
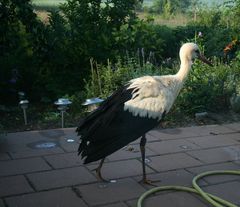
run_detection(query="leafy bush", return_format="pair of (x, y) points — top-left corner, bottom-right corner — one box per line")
(1, 0), (240, 119)
(83, 53), (240, 116)
(150, 0), (194, 17)
(115, 19), (177, 62)
(175, 59), (240, 113)
(83, 57), (169, 99)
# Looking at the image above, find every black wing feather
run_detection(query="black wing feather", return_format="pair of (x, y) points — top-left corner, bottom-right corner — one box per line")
(77, 84), (161, 164)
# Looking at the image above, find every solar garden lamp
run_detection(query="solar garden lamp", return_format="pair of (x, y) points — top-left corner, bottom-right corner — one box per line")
(19, 100), (29, 125)
(82, 97), (104, 112)
(18, 91), (25, 100)
(54, 98), (72, 128)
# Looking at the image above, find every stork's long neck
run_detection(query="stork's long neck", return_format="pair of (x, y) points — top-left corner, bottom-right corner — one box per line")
(176, 59), (192, 82)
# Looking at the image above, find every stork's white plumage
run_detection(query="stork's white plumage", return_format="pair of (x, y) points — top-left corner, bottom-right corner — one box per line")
(77, 42), (212, 184)
(124, 43), (212, 120)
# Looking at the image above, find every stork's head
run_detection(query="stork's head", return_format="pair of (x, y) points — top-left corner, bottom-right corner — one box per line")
(179, 43), (213, 66)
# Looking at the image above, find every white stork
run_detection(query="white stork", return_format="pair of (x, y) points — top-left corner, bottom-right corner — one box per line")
(77, 43), (212, 184)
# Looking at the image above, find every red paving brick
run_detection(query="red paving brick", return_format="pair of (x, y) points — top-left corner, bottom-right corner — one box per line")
(0, 175), (34, 197)
(5, 188), (87, 207)
(0, 125), (240, 207)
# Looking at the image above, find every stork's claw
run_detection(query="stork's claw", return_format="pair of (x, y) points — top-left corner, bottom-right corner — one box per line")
(139, 178), (159, 187)
(92, 168), (108, 182)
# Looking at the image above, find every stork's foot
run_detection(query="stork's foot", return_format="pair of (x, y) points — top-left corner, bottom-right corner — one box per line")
(139, 178), (159, 186)
(92, 168), (109, 182)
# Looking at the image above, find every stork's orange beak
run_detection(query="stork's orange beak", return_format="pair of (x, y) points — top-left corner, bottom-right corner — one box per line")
(198, 54), (213, 66)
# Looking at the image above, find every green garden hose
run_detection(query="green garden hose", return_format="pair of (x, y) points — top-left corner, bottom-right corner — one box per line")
(137, 170), (240, 207)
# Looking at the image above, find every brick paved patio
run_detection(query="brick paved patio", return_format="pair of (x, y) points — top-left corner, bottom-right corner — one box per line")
(0, 123), (239, 207)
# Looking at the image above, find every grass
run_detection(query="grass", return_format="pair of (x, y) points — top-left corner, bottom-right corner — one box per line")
(31, 0), (65, 10)
(32, 0), (189, 27)
(32, 0), (154, 7)
(137, 12), (190, 27)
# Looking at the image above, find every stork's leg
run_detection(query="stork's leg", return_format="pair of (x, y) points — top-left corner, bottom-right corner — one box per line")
(139, 134), (156, 186)
(94, 158), (107, 182)
(140, 135), (147, 182)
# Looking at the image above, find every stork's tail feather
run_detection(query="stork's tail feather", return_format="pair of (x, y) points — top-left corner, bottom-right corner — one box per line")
(78, 132), (139, 164)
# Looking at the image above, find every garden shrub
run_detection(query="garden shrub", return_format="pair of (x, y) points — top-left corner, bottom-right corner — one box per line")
(175, 59), (239, 113)
(1, 0), (240, 120)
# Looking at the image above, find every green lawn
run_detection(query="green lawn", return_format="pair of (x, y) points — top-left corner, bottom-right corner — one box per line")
(32, 0), (154, 10)
(32, 0), (189, 27)
(32, 0), (65, 10)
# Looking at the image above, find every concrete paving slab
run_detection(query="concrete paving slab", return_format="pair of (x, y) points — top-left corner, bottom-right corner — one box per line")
(0, 199), (5, 207)
(129, 133), (160, 144)
(133, 169), (206, 188)
(5, 188), (87, 207)
(0, 175), (34, 197)
(127, 192), (210, 207)
(185, 124), (236, 136)
(107, 144), (156, 161)
(44, 152), (83, 169)
(101, 202), (128, 207)
(203, 181), (240, 206)
(6, 129), (79, 154)
(186, 134), (239, 148)
(57, 128), (79, 152)
(147, 139), (200, 155)
(38, 129), (66, 138)
(0, 157), (51, 177)
(27, 166), (97, 191)
(9, 146), (64, 159)
(0, 153), (10, 161)
(4, 130), (66, 159)
(148, 153), (203, 172)
(1, 125), (240, 207)
(149, 127), (199, 140)
(187, 162), (240, 184)
(5, 130), (63, 145)
(224, 122), (240, 132)
(75, 178), (146, 206)
(187, 146), (240, 164)
(87, 159), (154, 180)
(59, 140), (78, 152)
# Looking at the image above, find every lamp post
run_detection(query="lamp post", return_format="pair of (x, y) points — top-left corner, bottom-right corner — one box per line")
(19, 100), (29, 125)
(54, 98), (72, 128)
(82, 97), (104, 112)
